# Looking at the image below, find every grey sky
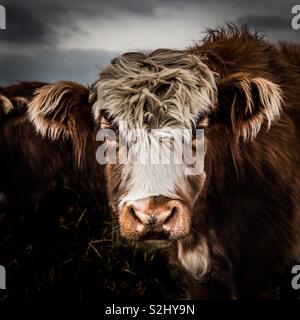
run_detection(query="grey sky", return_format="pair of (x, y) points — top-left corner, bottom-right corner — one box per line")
(0, 0), (299, 86)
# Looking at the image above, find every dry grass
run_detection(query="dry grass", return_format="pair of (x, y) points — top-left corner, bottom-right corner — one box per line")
(0, 187), (184, 302)
(0, 186), (298, 301)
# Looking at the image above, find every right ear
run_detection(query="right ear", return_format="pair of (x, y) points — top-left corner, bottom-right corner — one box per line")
(215, 72), (282, 141)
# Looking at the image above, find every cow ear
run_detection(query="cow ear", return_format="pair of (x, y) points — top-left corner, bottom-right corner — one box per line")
(0, 94), (14, 115)
(28, 81), (94, 168)
(216, 73), (282, 140)
(28, 81), (90, 140)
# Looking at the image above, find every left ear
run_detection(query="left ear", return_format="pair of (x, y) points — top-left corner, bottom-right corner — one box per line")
(0, 94), (14, 115)
(216, 72), (283, 140)
(28, 81), (90, 140)
(28, 81), (94, 167)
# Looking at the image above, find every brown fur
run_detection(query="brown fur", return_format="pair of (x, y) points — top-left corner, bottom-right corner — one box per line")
(98, 25), (300, 299)
(4, 25), (300, 299)
(28, 82), (95, 169)
(0, 82), (105, 214)
(171, 25), (300, 299)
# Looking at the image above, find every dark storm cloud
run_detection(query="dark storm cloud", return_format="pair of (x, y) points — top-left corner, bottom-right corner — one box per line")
(237, 14), (291, 31)
(0, 0), (161, 47)
(0, 49), (118, 86)
(1, 0), (297, 47)
(3, 0), (158, 22)
(0, 0), (298, 85)
(1, 4), (56, 45)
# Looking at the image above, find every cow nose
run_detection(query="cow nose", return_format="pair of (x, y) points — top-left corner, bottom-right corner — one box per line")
(119, 198), (191, 241)
(128, 204), (177, 228)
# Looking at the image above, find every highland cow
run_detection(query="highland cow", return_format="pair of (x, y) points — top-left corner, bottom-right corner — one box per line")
(0, 82), (104, 213)
(26, 26), (300, 299)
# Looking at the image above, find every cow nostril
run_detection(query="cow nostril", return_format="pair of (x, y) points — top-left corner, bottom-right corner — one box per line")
(128, 206), (142, 224)
(164, 206), (178, 224)
(129, 206), (135, 215)
(147, 216), (156, 227)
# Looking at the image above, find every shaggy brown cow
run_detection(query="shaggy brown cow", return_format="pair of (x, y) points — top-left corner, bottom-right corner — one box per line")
(0, 82), (103, 212)
(27, 25), (300, 299)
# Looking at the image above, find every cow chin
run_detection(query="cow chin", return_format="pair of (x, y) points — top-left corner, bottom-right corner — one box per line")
(140, 240), (174, 249)
(118, 197), (191, 244)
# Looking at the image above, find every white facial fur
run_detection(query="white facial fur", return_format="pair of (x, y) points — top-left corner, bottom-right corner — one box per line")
(93, 50), (217, 204)
(178, 238), (210, 279)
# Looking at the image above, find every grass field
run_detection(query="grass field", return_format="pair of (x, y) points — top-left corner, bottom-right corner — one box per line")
(0, 187), (184, 301)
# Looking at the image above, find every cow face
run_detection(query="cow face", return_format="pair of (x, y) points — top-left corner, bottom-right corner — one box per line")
(93, 48), (283, 245)
(25, 52), (283, 248)
(93, 49), (217, 244)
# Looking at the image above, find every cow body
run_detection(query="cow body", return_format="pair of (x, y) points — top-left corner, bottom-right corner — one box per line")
(91, 26), (300, 299)
(177, 29), (300, 299)
(0, 82), (104, 213)
(1, 83), (67, 206)
(20, 26), (300, 299)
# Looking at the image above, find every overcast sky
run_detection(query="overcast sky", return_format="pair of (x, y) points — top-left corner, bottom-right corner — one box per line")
(0, 0), (299, 86)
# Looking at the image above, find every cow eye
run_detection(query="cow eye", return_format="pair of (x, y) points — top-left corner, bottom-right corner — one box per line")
(101, 115), (111, 129)
(191, 113), (208, 138)
(191, 115), (208, 140)
(191, 126), (197, 139)
(100, 111), (119, 132)
(100, 112), (119, 144)
(196, 115), (209, 129)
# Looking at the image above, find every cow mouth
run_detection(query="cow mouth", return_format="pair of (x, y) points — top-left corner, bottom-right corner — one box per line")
(138, 231), (189, 248)
(139, 231), (170, 241)
(142, 239), (173, 248)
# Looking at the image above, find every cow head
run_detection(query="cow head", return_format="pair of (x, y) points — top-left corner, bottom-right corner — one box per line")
(91, 50), (216, 244)
(92, 49), (283, 246)
(26, 50), (282, 248)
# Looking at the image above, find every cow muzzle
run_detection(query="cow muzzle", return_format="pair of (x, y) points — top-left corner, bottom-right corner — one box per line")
(119, 198), (191, 243)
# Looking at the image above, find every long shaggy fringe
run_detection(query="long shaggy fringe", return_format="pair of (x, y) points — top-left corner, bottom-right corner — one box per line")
(93, 49), (218, 129)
